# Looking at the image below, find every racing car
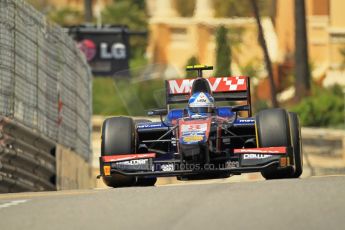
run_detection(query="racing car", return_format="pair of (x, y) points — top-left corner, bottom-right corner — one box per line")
(98, 65), (303, 187)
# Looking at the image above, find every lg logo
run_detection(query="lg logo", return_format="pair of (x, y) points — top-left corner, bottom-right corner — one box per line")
(100, 42), (126, 59)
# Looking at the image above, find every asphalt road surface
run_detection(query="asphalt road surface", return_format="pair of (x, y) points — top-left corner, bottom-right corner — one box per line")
(1, 175), (345, 230)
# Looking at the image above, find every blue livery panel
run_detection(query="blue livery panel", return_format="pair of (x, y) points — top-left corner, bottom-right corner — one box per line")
(137, 122), (168, 132)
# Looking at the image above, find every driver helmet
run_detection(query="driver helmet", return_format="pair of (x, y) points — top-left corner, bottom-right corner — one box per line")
(188, 92), (215, 116)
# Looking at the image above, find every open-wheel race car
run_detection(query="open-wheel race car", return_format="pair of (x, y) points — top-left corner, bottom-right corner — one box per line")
(98, 65), (303, 187)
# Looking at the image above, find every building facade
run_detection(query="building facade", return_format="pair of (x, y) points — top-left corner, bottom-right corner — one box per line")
(275, 0), (345, 87)
(146, 0), (278, 79)
(147, 0), (345, 89)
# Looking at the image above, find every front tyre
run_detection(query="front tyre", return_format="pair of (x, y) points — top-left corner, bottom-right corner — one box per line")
(101, 117), (136, 187)
(136, 177), (157, 186)
(288, 112), (303, 178)
(256, 108), (294, 179)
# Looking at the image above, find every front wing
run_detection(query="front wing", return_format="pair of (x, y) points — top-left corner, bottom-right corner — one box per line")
(98, 147), (292, 178)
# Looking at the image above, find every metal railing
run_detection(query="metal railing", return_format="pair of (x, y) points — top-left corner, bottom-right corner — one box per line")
(0, 117), (56, 192)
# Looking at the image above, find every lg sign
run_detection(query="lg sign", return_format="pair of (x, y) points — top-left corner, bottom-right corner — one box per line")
(69, 26), (130, 76)
(100, 42), (126, 59)
(78, 40), (127, 61)
(77, 39), (97, 61)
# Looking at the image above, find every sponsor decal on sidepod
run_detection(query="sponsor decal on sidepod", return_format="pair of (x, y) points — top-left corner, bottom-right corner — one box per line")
(243, 154), (272, 159)
(137, 122), (164, 129)
(115, 159), (148, 166)
(161, 163), (175, 172)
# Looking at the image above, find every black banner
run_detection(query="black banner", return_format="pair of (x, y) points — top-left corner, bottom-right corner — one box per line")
(69, 26), (130, 77)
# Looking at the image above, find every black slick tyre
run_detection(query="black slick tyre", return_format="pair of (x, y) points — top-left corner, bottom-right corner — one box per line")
(101, 117), (136, 187)
(256, 108), (294, 179)
(288, 112), (303, 178)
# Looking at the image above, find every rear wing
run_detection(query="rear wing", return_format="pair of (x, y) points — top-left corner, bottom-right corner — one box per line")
(165, 76), (252, 115)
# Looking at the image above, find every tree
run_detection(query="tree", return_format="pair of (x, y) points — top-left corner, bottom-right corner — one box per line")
(84, 0), (93, 22)
(294, 0), (311, 101)
(341, 47), (345, 70)
(101, 0), (147, 30)
(250, 0), (278, 107)
(213, 0), (274, 18)
(49, 7), (84, 26)
(101, 0), (148, 60)
(292, 85), (344, 127)
(215, 25), (231, 76)
(175, 0), (196, 17)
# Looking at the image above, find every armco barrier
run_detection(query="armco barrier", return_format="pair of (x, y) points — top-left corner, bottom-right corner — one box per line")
(0, 0), (93, 193)
(301, 128), (345, 176)
(0, 117), (56, 193)
(302, 128), (345, 158)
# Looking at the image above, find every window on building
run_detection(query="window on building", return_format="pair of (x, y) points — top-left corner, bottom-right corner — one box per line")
(312, 0), (329, 15)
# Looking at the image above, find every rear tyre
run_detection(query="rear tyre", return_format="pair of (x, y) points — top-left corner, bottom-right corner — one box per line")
(101, 117), (136, 187)
(256, 108), (294, 179)
(288, 112), (303, 178)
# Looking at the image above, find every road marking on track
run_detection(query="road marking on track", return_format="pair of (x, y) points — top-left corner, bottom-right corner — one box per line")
(0, 200), (28, 210)
(0, 190), (97, 200)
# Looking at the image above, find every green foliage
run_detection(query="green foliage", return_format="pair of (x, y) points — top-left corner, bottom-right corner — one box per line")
(213, 0), (275, 18)
(94, 0), (152, 115)
(130, 0), (146, 10)
(101, 0), (147, 30)
(136, 78), (166, 110)
(175, 0), (196, 17)
(240, 60), (260, 77)
(48, 7), (83, 26)
(93, 78), (125, 115)
(291, 85), (344, 128)
(185, 56), (199, 78)
(340, 47), (345, 70)
(101, 0), (148, 60)
(253, 100), (269, 113)
(215, 26), (231, 76)
(129, 52), (148, 72)
(228, 27), (245, 47)
(93, 77), (166, 115)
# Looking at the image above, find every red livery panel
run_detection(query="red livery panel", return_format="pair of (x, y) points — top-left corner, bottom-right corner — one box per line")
(102, 153), (156, 162)
(168, 76), (248, 94)
(233, 147), (287, 155)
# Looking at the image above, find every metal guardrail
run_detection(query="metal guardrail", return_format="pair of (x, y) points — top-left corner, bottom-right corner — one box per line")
(0, 117), (56, 193)
(302, 128), (345, 158)
(301, 128), (345, 176)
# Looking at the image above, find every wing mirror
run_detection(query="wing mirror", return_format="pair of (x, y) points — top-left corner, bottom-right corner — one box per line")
(231, 105), (250, 113)
(147, 109), (168, 116)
